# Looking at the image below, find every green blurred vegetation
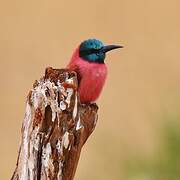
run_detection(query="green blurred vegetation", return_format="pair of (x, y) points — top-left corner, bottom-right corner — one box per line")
(124, 116), (180, 180)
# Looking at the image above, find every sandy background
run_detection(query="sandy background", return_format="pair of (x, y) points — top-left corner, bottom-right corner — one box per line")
(0, 0), (180, 179)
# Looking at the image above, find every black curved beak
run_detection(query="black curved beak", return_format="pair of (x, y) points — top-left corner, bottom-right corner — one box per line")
(102, 45), (123, 53)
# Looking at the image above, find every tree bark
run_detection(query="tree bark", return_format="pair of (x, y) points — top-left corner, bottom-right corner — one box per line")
(11, 67), (98, 180)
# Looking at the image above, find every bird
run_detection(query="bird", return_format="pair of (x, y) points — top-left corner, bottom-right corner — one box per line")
(67, 38), (123, 104)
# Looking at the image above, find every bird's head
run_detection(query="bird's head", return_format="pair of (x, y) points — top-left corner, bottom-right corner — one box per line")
(79, 39), (123, 64)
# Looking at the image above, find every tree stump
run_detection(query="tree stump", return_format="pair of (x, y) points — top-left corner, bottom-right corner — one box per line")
(11, 67), (98, 180)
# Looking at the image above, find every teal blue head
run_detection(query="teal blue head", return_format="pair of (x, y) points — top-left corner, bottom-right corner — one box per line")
(79, 39), (123, 64)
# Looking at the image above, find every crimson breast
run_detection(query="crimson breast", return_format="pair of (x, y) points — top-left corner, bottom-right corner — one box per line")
(77, 59), (107, 103)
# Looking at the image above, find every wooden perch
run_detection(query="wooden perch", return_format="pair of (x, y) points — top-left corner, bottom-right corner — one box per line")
(12, 67), (98, 180)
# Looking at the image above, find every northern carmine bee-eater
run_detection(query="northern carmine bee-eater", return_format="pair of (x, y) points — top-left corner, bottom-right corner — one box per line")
(67, 39), (123, 103)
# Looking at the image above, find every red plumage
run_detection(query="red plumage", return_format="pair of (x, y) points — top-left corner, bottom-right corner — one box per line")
(67, 46), (107, 103)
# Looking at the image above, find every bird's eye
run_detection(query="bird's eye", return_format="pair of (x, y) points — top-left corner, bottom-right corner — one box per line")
(91, 48), (100, 54)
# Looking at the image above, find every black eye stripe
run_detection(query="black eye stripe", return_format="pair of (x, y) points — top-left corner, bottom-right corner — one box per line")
(91, 48), (102, 54)
(80, 48), (102, 56)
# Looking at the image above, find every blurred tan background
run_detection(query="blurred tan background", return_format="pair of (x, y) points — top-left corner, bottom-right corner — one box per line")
(1, 0), (180, 179)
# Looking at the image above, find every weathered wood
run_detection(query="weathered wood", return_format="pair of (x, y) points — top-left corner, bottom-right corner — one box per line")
(12, 67), (98, 180)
